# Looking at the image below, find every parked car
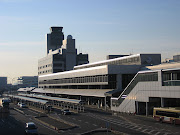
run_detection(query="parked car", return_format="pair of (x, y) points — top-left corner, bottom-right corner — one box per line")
(20, 103), (27, 108)
(17, 102), (22, 106)
(61, 109), (71, 115)
(25, 122), (38, 135)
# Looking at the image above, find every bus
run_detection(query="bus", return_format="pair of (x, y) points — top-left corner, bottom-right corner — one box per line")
(153, 107), (180, 125)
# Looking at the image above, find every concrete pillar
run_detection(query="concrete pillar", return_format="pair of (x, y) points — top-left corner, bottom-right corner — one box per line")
(98, 100), (100, 108)
(100, 99), (103, 107)
(146, 102), (148, 116)
(161, 97), (164, 107)
(88, 98), (90, 105)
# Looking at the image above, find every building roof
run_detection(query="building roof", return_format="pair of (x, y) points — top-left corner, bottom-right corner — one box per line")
(74, 54), (141, 69)
(39, 64), (141, 81)
(32, 88), (114, 97)
(18, 93), (82, 104)
(8, 95), (48, 104)
(141, 62), (180, 71)
(39, 65), (108, 80)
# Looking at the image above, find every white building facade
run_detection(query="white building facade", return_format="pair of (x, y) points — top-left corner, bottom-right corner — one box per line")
(111, 62), (180, 115)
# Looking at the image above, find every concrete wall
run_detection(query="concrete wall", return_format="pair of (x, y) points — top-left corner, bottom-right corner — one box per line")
(38, 55), (53, 75)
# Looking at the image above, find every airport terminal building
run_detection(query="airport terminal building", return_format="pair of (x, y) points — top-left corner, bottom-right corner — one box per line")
(36, 54), (161, 109)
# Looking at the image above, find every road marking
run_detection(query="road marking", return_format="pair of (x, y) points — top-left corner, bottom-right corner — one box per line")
(78, 120), (82, 122)
(85, 121), (89, 124)
(72, 118), (76, 120)
(83, 112), (174, 135)
(141, 129), (148, 132)
(92, 124), (97, 126)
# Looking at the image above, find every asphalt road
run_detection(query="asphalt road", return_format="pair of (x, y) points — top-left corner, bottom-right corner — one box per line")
(1, 103), (180, 135)
(0, 113), (25, 135)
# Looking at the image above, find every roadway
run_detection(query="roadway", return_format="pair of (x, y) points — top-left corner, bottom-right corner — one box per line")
(1, 103), (180, 135)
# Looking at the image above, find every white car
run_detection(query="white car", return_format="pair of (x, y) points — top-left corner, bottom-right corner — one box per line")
(20, 103), (27, 108)
(17, 102), (22, 106)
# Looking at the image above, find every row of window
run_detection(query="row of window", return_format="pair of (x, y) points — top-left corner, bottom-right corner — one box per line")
(75, 56), (140, 70)
(156, 111), (180, 118)
(38, 64), (52, 70)
(39, 75), (110, 84)
(39, 83), (117, 89)
(163, 71), (180, 81)
(162, 70), (180, 86)
(38, 69), (53, 75)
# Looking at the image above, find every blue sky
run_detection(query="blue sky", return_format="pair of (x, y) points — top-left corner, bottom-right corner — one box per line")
(0, 0), (180, 82)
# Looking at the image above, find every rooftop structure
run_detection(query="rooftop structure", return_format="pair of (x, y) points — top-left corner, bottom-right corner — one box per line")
(74, 54), (161, 70)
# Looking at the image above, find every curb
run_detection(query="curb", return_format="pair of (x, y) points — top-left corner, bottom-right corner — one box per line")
(28, 107), (45, 114)
(14, 107), (24, 114)
(34, 117), (58, 131)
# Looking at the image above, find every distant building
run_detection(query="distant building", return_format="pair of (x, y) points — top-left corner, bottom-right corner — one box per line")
(173, 55), (180, 62)
(38, 27), (89, 75)
(17, 76), (38, 88)
(0, 77), (7, 90)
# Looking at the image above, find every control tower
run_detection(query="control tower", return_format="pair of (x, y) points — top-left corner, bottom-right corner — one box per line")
(46, 27), (64, 54)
